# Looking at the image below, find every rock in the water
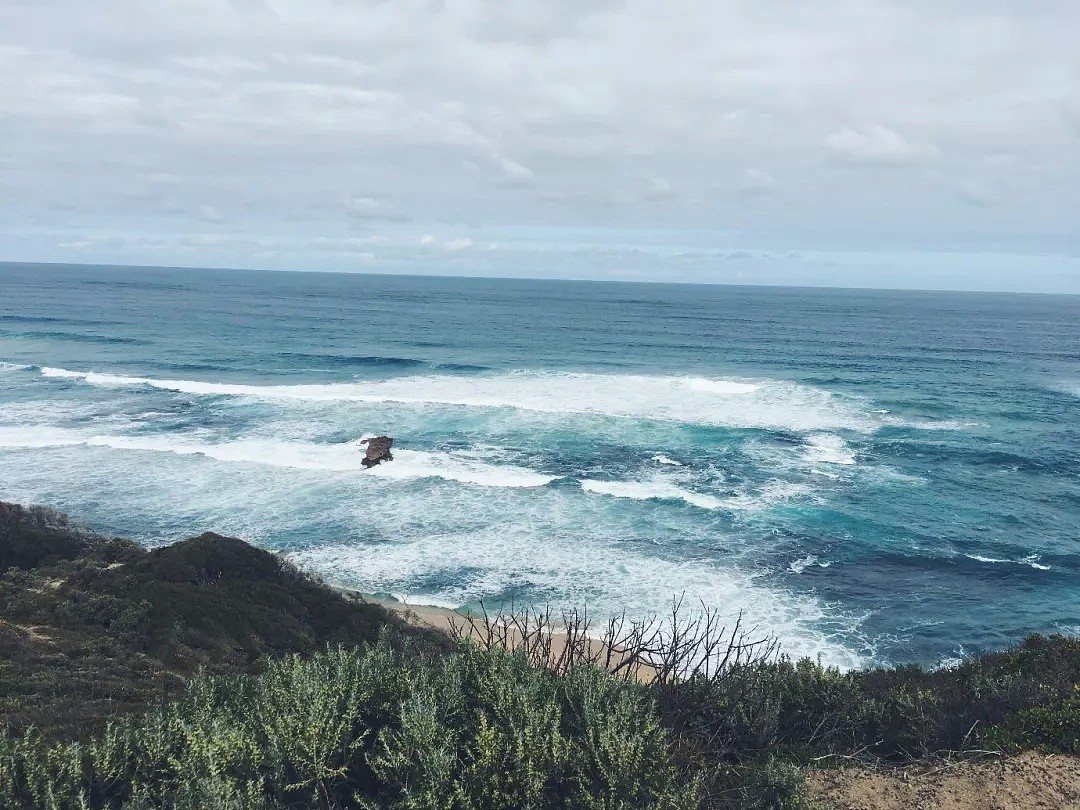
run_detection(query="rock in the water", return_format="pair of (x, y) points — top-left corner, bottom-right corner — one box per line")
(360, 436), (394, 468)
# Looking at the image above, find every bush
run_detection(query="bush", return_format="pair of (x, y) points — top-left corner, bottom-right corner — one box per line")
(987, 686), (1080, 754)
(0, 503), (91, 571)
(654, 634), (1080, 771)
(0, 641), (700, 809)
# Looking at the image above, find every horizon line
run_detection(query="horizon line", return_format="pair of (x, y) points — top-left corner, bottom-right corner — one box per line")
(2, 258), (1078, 299)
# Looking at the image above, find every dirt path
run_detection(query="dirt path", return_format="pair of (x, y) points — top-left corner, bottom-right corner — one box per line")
(809, 751), (1080, 810)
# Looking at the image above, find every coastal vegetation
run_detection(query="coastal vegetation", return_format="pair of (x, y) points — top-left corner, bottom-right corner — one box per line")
(0, 502), (1077, 808)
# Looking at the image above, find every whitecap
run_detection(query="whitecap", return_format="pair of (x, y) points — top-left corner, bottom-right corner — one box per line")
(581, 479), (722, 510)
(367, 449), (557, 488)
(0, 425), (86, 448)
(36, 366), (886, 432)
(803, 433), (856, 465)
(964, 553), (1050, 571)
(580, 476), (813, 513)
(1020, 554), (1051, 571)
(789, 555), (817, 574)
(0, 427), (556, 489)
(684, 377), (759, 395)
(651, 454), (683, 466)
(964, 554), (1009, 564)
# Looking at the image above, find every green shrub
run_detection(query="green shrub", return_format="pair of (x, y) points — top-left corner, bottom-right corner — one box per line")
(987, 686), (1080, 754)
(735, 756), (815, 810)
(0, 641), (699, 809)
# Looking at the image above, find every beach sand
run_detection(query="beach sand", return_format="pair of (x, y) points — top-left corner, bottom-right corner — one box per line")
(351, 591), (660, 681)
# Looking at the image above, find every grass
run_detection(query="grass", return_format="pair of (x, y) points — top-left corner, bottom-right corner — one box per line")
(1, 501), (1078, 808)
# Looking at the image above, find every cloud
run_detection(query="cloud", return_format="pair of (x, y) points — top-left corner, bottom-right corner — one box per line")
(955, 180), (997, 208)
(1061, 101), (1080, 138)
(642, 177), (675, 201)
(344, 196), (408, 221)
(494, 155), (535, 186)
(0, 0), (1077, 281)
(740, 168), (778, 194)
(443, 236), (474, 251)
(197, 205), (225, 223)
(824, 124), (941, 165)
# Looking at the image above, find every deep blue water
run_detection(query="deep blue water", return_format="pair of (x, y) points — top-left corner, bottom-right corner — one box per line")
(2, 261), (1079, 668)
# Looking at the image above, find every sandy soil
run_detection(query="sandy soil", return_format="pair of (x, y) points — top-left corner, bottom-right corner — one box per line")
(361, 593), (465, 635)
(809, 751), (1080, 810)
(359, 592), (660, 680)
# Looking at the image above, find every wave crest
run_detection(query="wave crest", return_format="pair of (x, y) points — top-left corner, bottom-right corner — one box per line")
(0, 427), (556, 490)
(37, 366), (882, 432)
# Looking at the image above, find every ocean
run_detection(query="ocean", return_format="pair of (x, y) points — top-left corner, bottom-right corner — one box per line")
(2, 261), (1079, 669)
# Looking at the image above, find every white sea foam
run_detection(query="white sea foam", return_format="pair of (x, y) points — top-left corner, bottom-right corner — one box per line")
(366, 450), (556, 488)
(1020, 554), (1051, 571)
(859, 466), (929, 487)
(716, 481), (815, 512)
(789, 554), (831, 574)
(0, 427), (556, 489)
(581, 476), (812, 513)
(387, 592), (465, 611)
(803, 433), (856, 465)
(964, 553), (1051, 571)
(0, 425), (86, 448)
(685, 377), (759, 395)
(965, 554), (1009, 564)
(37, 366), (883, 432)
(289, 524), (869, 669)
(581, 479), (723, 510)
(935, 655), (965, 670)
(651, 454), (683, 466)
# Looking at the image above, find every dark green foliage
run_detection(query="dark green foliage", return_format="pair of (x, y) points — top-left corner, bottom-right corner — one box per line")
(0, 503), (93, 570)
(987, 686), (1080, 754)
(0, 502), (447, 741)
(733, 756), (814, 810)
(654, 634), (1080, 805)
(0, 642), (700, 809)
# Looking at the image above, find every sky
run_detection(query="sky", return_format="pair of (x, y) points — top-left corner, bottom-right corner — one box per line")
(1, 0), (1079, 292)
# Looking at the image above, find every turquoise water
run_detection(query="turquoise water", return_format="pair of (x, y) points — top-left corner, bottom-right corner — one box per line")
(2, 261), (1079, 668)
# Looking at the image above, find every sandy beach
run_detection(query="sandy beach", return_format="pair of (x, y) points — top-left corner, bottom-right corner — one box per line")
(351, 591), (663, 681)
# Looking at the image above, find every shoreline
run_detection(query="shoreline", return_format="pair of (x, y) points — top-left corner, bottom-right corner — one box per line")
(343, 588), (662, 681)
(347, 589), (471, 636)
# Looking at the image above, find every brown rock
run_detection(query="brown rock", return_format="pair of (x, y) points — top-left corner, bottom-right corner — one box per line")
(360, 436), (394, 468)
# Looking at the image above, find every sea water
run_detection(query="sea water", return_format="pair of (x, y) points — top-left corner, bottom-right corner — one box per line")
(2, 261), (1078, 668)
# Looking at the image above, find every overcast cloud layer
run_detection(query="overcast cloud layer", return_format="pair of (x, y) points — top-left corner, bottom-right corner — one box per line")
(1, 0), (1079, 291)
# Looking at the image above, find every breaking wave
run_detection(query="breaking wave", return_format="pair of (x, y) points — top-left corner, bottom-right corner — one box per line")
(39, 366), (884, 432)
(0, 427), (556, 489)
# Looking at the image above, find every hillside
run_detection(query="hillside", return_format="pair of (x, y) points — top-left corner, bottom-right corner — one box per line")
(0, 502), (445, 740)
